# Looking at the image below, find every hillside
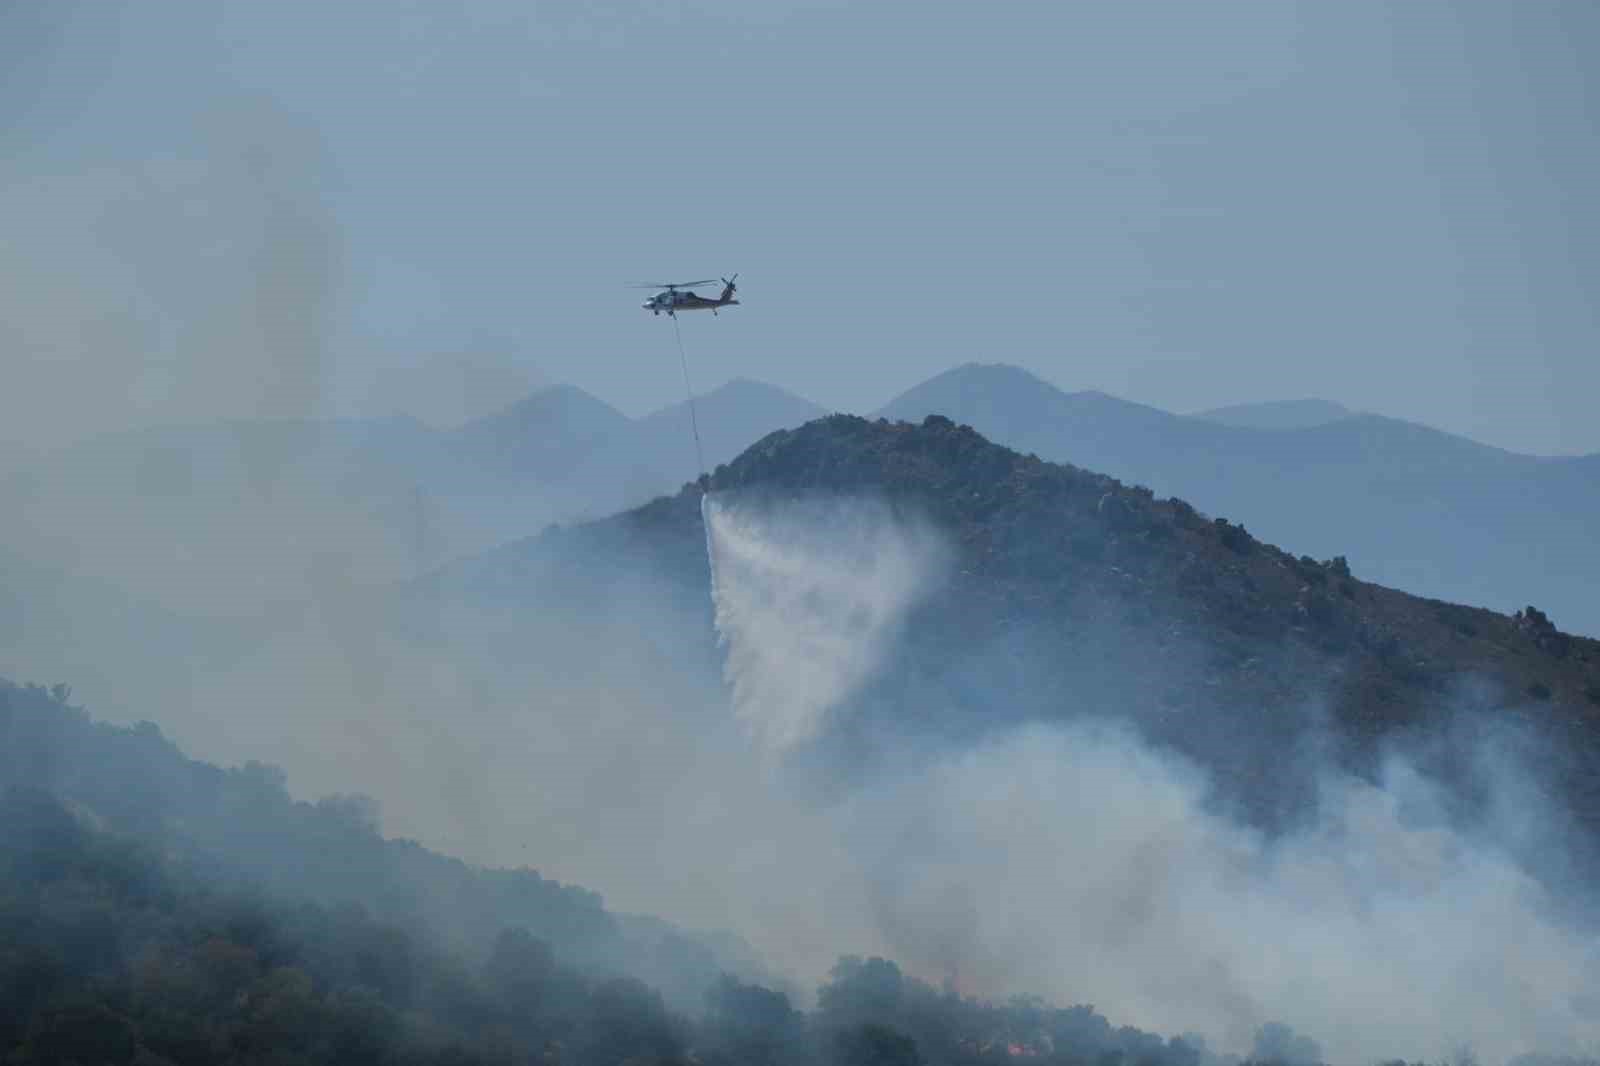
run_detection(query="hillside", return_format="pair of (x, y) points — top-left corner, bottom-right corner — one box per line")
(0, 677), (761, 1006)
(463, 413), (1600, 843)
(876, 364), (1600, 637)
(0, 680), (1272, 1066)
(9, 417), (1599, 1063)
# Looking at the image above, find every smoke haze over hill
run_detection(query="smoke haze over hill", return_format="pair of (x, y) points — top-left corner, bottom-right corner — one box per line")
(9, 391), (1600, 1063)
(7, 6), (1600, 1064)
(693, 487), (1600, 1064)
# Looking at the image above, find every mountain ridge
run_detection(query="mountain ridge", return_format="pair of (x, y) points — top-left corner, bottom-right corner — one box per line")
(1194, 398), (1354, 430)
(455, 413), (1600, 845)
(5, 360), (1595, 642)
(872, 363), (1600, 636)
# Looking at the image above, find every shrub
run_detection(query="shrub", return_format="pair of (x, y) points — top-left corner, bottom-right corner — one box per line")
(1297, 556), (1328, 586)
(1215, 518), (1253, 555)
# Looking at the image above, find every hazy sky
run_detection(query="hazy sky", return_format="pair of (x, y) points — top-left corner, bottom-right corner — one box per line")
(4, 1), (1597, 454)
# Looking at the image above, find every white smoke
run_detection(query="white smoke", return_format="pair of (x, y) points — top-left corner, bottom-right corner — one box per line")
(698, 491), (1600, 1065)
(847, 723), (1600, 1065)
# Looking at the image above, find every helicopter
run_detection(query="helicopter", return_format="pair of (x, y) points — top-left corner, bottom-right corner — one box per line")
(634, 276), (739, 317)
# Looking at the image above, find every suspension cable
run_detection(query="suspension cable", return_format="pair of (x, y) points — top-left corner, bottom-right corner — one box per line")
(672, 314), (706, 481)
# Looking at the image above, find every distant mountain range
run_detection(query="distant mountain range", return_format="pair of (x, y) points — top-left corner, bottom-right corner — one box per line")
(875, 364), (1599, 638)
(3, 362), (1594, 640)
(0, 378), (820, 611)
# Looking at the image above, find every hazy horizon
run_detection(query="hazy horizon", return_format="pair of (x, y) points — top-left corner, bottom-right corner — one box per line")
(4, 358), (1589, 464)
(5, 1), (1599, 455)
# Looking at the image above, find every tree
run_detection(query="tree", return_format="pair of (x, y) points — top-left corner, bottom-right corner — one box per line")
(576, 977), (684, 1066)
(1251, 1021), (1323, 1066)
(704, 976), (800, 1066)
(818, 956), (905, 1022)
(834, 1022), (922, 1066)
(487, 928), (556, 1013)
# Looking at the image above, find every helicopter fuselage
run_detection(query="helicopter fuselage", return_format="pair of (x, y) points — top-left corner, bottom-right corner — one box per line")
(639, 276), (739, 316)
(643, 293), (739, 316)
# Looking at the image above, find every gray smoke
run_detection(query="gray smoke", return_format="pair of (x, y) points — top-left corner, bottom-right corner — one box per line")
(5, 103), (1596, 1066)
(700, 491), (1600, 1065)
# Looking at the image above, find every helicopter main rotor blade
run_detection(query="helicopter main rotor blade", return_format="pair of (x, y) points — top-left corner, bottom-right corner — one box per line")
(629, 279), (719, 289)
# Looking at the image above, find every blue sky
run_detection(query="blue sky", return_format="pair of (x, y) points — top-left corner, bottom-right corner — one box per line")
(3, 1), (1597, 453)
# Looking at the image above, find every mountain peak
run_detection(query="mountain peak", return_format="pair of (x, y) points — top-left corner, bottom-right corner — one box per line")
(876, 362), (1069, 428)
(471, 411), (1600, 838)
(647, 377), (825, 419)
(889, 362), (1059, 400)
(481, 383), (628, 425)
(448, 383), (631, 477)
(1193, 398), (1353, 431)
(945, 361), (1056, 385)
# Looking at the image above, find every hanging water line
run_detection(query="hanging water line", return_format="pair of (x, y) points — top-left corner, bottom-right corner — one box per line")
(672, 313), (707, 482)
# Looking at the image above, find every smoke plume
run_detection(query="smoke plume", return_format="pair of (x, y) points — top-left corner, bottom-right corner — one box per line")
(698, 491), (1600, 1065)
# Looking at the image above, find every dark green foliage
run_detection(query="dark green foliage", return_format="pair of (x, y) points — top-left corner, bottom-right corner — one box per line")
(0, 734), (1443, 1066)
(0, 784), (653, 1066)
(833, 1023), (922, 1066)
(1214, 518), (1253, 555)
(818, 957), (905, 1021)
(1165, 497), (1205, 532)
(574, 977), (686, 1066)
(487, 927), (557, 1010)
(1296, 556), (1328, 586)
(0, 678), (624, 969)
(24, 1001), (139, 1064)
(1517, 606), (1573, 658)
(703, 975), (804, 1066)
(5, 685), (1327, 1066)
